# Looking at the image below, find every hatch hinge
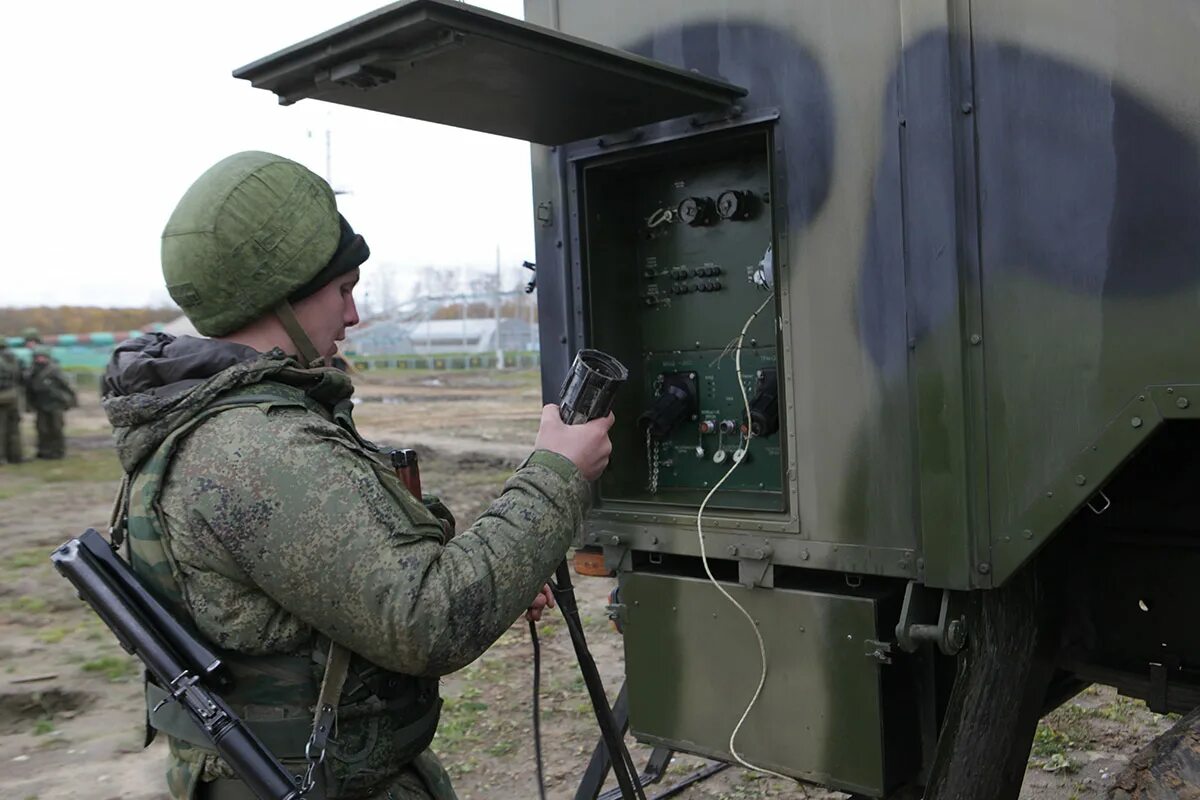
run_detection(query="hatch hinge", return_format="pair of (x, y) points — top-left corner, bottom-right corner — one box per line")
(895, 581), (967, 655)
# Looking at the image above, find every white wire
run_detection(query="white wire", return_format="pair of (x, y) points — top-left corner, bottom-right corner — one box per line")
(695, 293), (794, 782)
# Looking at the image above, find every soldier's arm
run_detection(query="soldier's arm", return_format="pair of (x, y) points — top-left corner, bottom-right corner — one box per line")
(163, 407), (590, 676)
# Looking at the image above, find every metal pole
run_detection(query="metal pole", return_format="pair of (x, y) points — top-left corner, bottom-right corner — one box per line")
(495, 245), (505, 370)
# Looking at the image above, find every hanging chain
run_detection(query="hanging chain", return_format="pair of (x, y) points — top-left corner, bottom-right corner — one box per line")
(645, 427), (659, 494)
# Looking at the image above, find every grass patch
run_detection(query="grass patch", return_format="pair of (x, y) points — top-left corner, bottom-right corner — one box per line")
(3, 549), (48, 570)
(1093, 695), (1145, 722)
(81, 655), (137, 682)
(1031, 721), (1072, 758)
(37, 626), (74, 644)
(434, 695), (489, 749)
(8, 595), (49, 614)
(32, 718), (55, 736)
(1031, 718), (1081, 774)
(7, 449), (123, 484)
(484, 739), (516, 756)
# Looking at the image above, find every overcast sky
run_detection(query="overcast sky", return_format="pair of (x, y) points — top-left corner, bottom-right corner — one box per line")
(1, 0), (534, 311)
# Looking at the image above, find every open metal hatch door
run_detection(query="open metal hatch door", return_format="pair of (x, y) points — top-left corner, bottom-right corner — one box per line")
(233, 0), (746, 145)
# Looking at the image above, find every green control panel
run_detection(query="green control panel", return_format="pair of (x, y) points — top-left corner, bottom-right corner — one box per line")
(580, 130), (784, 511)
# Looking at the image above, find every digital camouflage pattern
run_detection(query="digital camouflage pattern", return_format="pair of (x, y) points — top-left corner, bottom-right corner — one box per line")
(26, 354), (75, 459)
(161, 151), (341, 337)
(0, 345), (22, 463)
(103, 333), (591, 799)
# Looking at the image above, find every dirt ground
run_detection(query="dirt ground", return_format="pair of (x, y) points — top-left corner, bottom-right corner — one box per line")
(0, 368), (1177, 800)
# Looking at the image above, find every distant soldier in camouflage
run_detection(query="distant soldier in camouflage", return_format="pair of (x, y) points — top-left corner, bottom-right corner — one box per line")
(26, 347), (75, 460)
(101, 151), (613, 800)
(21, 326), (41, 351)
(0, 338), (23, 463)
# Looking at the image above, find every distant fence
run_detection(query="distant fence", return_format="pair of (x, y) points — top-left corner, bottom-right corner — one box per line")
(350, 351), (540, 371)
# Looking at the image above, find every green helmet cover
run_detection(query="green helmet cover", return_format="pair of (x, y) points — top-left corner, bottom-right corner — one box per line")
(21, 327), (40, 343)
(162, 151), (342, 337)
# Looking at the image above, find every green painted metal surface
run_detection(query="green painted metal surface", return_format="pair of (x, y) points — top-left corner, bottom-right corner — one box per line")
(621, 572), (911, 796)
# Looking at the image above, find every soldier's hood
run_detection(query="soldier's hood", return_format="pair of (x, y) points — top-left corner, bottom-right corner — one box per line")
(102, 333), (353, 472)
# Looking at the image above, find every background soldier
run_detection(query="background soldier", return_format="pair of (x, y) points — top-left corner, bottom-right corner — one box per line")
(26, 347), (76, 460)
(21, 326), (41, 350)
(0, 339), (23, 464)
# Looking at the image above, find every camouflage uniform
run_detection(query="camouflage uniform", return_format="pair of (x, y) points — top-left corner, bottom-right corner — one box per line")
(26, 351), (75, 459)
(102, 333), (590, 799)
(0, 341), (23, 463)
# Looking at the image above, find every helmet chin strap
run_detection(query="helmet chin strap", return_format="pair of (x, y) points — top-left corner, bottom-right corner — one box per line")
(274, 301), (324, 367)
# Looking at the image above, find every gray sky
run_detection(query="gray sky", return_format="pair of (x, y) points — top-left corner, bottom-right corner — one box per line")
(1, 0), (534, 310)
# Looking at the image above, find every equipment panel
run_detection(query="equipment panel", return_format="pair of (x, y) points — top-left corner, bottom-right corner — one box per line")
(580, 130), (784, 511)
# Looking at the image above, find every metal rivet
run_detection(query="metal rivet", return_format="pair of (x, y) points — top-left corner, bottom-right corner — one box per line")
(800, 549), (810, 561)
(1023, 529), (1033, 540)
(908, 338), (916, 350)
(1075, 475), (1087, 486)
(1138, 395), (1146, 401)
(961, 101), (974, 114)
(1177, 397), (1190, 409)
(969, 333), (982, 345)
(977, 562), (991, 574)
(1167, 387), (1175, 394)
(1131, 416), (1143, 428)
(1046, 491), (1054, 498)
(727, 545), (739, 557)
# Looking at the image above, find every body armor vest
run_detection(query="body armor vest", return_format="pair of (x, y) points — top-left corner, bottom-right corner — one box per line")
(119, 381), (442, 796)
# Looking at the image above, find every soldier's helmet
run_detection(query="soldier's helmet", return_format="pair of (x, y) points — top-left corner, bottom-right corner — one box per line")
(20, 327), (40, 344)
(32, 347), (51, 361)
(161, 151), (369, 338)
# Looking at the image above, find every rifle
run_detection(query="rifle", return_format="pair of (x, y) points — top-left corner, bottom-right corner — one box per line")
(51, 529), (309, 800)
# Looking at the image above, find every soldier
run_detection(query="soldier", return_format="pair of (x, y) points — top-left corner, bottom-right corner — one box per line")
(0, 338), (23, 463)
(26, 347), (76, 459)
(100, 151), (613, 800)
(20, 326), (41, 351)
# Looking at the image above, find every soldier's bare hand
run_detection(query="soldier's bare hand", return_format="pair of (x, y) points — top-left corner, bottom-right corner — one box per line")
(534, 404), (614, 481)
(525, 583), (556, 622)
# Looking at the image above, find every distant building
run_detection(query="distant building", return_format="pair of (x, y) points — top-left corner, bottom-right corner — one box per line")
(346, 318), (538, 356)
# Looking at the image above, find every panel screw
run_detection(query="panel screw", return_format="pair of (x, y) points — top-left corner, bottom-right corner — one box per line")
(800, 549), (810, 561)
(610, 535), (621, 546)
(977, 562), (991, 574)
(969, 333), (982, 345)
(754, 548), (767, 559)
(908, 338), (916, 350)
(727, 545), (739, 557)
(1075, 475), (1087, 486)
(1022, 529), (1033, 540)
(1131, 416), (1143, 428)
(650, 536), (659, 545)
(1177, 397), (1190, 409)
(961, 101), (974, 114)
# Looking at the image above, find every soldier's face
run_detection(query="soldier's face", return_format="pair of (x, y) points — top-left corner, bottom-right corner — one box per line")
(293, 268), (361, 358)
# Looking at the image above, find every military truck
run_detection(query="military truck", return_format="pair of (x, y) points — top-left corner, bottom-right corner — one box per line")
(235, 1), (1200, 797)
